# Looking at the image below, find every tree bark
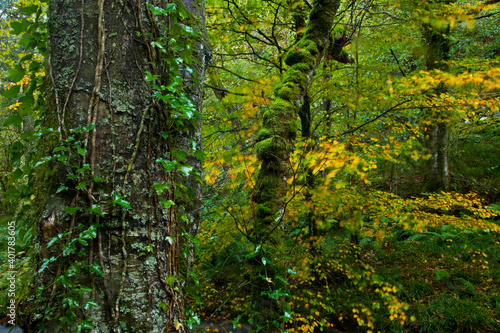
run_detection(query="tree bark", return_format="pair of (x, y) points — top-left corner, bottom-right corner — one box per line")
(422, 15), (451, 192)
(19, 0), (209, 331)
(249, 0), (341, 330)
(253, 0), (341, 246)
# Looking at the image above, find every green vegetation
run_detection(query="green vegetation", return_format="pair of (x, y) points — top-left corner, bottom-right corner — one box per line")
(1, 0), (500, 332)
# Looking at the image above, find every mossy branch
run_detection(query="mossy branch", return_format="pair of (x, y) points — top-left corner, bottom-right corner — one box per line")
(252, 0), (342, 245)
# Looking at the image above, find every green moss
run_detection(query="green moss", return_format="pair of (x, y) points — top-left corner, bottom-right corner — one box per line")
(256, 138), (273, 160)
(264, 99), (294, 123)
(284, 48), (311, 66)
(256, 128), (274, 142)
(255, 138), (285, 162)
(253, 172), (283, 203)
(275, 82), (300, 101)
(262, 110), (277, 128)
(283, 119), (299, 139)
(283, 69), (308, 89)
(296, 39), (319, 55)
(256, 203), (273, 219)
(289, 62), (311, 74)
(273, 82), (284, 96)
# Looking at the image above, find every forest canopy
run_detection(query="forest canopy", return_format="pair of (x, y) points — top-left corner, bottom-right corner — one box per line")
(1, 0), (500, 332)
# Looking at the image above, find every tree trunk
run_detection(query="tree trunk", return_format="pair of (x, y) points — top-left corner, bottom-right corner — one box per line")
(19, 0), (209, 331)
(422, 3), (451, 192)
(250, 0), (341, 330)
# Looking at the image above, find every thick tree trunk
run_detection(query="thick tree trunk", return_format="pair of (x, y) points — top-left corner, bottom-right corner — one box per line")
(19, 0), (208, 331)
(422, 20), (451, 192)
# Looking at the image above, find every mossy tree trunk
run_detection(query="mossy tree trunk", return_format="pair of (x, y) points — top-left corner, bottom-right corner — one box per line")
(19, 0), (208, 331)
(253, 0), (341, 247)
(422, 10), (451, 192)
(250, 0), (341, 330)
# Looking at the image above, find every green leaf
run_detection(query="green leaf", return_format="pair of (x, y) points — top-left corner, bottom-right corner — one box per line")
(76, 147), (87, 155)
(152, 181), (170, 194)
(93, 176), (106, 183)
(181, 25), (195, 35)
(10, 19), (30, 35)
(80, 224), (99, 240)
(8, 141), (25, 166)
(84, 301), (98, 311)
(62, 243), (76, 256)
(156, 158), (177, 172)
(160, 199), (175, 209)
(166, 276), (177, 287)
(78, 238), (88, 246)
(88, 204), (106, 217)
(179, 165), (193, 176)
(145, 71), (160, 81)
(53, 146), (68, 153)
(2, 84), (21, 98)
(148, 3), (176, 15)
(112, 194), (132, 210)
(89, 262), (104, 277)
(159, 302), (168, 311)
(194, 150), (205, 163)
(83, 123), (96, 131)
(47, 235), (62, 248)
(3, 113), (23, 127)
(19, 34), (35, 49)
(21, 5), (39, 16)
(38, 257), (57, 273)
(64, 206), (80, 215)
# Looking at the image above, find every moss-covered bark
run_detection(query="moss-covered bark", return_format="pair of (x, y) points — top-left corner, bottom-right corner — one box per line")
(249, 0), (341, 330)
(19, 0), (208, 331)
(252, 0), (341, 245)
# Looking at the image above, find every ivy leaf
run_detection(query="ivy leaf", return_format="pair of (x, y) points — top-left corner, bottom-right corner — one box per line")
(89, 262), (104, 277)
(76, 147), (87, 155)
(84, 301), (98, 311)
(166, 276), (177, 287)
(47, 235), (62, 248)
(153, 181), (170, 194)
(80, 224), (98, 240)
(6, 64), (25, 83)
(64, 206), (80, 215)
(62, 243), (76, 256)
(19, 33), (37, 49)
(194, 150), (205, 163)
(156, 158), (177, 172)
(88, 204), (106, 217)
(38, 257), (57, 273)
(179, 165), (193, 176)
(83, 123), (96, 131)
(112, 194), (132, 210)
(160, 199), (175, 209)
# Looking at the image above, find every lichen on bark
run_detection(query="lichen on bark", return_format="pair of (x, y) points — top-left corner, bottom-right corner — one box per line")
(19, 0), (209, 331)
